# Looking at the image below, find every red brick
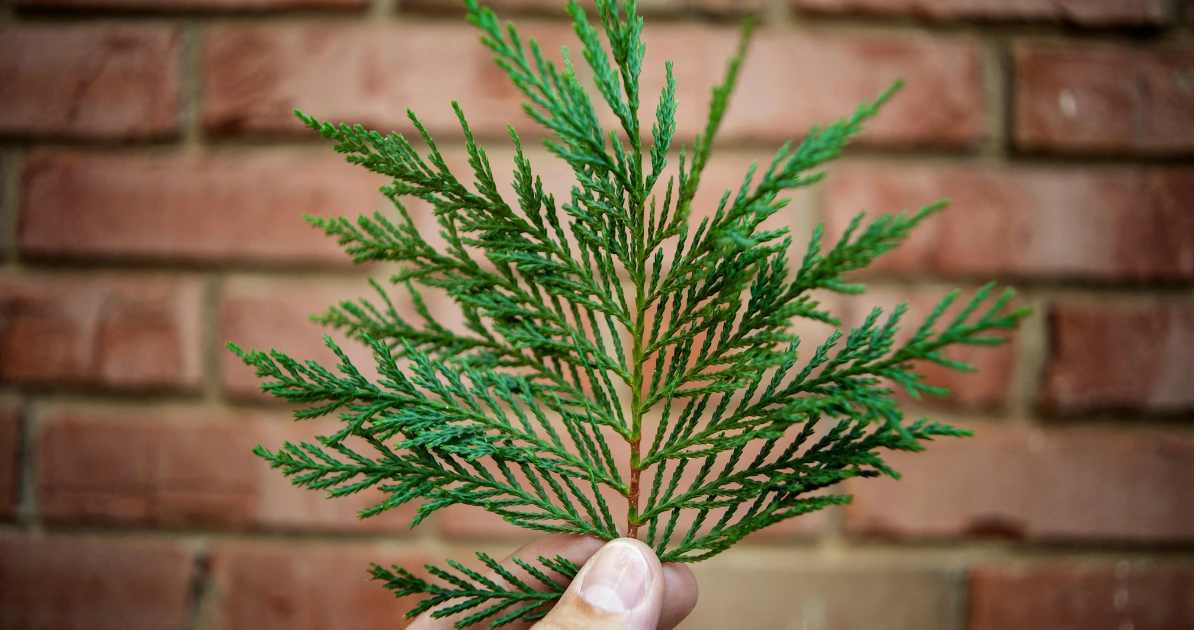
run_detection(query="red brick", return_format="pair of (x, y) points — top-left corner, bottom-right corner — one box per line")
(793, 0), (1173, 26)
(844, 424), (1193, 543)
(834, 286), (1018, 410)
(222, 277), (384, 401)
(208, 542), (428, 630)
(19, 151), (389, 266)
(643, 26), (984, 147)
(203, 23), (983, 148)
(1014, 42), (1193, 155)
(202, 23), (573, 139)
(0, 533), (195, 630)
(15, 0), (365, 9)
(0, 273), (203, 391)
(1041, 301), (1192, 415)
(0, 405), (19, 520)
(823, 163), (1193, 281)
(970, 563), (1192, 630)
(37, 405), (419, 533)
(0, 25), (181, 140)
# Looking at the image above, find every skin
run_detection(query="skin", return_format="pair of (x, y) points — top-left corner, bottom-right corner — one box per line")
(408, 535), (699, 630)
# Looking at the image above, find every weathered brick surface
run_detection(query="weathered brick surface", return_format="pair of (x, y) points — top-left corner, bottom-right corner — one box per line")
(37, 405), (419, 532)
(823, 163), (1193, 281)
(0, 273), (204, 391)
(0, 533), (196, 630)
(647, 27), (984, 147)
(0, 405), (19, 520)
(969, 562), (1193, 630)
(207, 542), (428, 630)
(1041, 301), (1193, 415)
(844, 424), (1193, 543)
(203, 23), (983, 147)
(19, 151), (388, 266)
(202, 23), (558, 139)
(0, 3), (1193, 628)
(688, 562), (959, 629)
(1014, 42), (1193, 155)
(15, 0), (366, 9)
(832, 286), (1018, 410)
(221, 277), (388, 400)
(0, 25), (181, 140)
(793, 0), (1173, 25)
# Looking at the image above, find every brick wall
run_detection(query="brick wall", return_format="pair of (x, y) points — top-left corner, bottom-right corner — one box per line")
(0, 0), (1192, 628)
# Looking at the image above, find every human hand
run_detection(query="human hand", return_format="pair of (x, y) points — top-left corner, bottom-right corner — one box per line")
(409, 534), (698, 630)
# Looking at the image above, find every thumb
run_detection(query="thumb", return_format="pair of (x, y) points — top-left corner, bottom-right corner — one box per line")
(533, 538), (664, 630)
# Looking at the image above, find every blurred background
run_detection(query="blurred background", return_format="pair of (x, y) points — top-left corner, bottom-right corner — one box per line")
(0, 0), (1193, 628)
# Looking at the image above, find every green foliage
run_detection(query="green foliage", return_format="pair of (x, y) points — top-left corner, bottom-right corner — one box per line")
(371, 553), (581, 626)
(228, 0), (1030, 625)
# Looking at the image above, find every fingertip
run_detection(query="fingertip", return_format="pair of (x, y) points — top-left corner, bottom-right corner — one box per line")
(535, 538), (665, 630)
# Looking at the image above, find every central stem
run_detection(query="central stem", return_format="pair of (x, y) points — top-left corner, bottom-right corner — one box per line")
(627, 277), (646, 539)
(627, 107), (647, 540)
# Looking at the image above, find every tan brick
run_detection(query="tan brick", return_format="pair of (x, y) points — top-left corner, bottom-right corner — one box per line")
(970, 562), (1193, 630)
(0, 533), (195, 630)
(834, 286), (1018, 410)
(793, 0), (1173, 25)
(823, 163), (1192, 281)
(37, 405), (420, 533)
(1014, 42), (1193, 155)
(19, 151), (389, 267)
(0, 405), (19, 520)
(1041, 301), (1192, 415)
(687, 560), (958, 629)
(0, 273), (203, 391)
(207, 542), (428, 630)
(0, 25), (181, 140)
(844, 424), (1193, 543)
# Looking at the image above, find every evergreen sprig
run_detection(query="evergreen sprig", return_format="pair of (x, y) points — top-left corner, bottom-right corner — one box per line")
(229, 0), (1030, 625)
(371, 553), (580, 627)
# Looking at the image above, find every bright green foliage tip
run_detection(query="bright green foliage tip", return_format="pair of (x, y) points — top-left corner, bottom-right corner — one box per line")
(228, 0), (1030, 625)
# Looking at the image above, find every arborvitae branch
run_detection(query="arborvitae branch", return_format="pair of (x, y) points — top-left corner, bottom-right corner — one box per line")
(373, 553), (578, 627)
(228, 0), (1031, 625)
